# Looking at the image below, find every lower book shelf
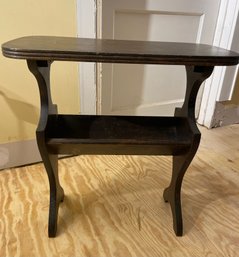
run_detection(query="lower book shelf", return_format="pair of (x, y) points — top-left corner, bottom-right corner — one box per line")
(45, 114), (193, 155)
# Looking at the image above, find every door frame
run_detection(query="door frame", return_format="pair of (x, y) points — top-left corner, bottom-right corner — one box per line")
(77, 0), (239, 127)
(77, 0), (97, 114)
(197, 0), (239, 127)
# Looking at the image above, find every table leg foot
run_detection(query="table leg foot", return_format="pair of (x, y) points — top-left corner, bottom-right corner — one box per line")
(48, 186), (64, 237)
(164, 145), (200, 236)
(41, 153), (65, 238)
(163, 154), (190, 236)
(163, 187), (183, 236)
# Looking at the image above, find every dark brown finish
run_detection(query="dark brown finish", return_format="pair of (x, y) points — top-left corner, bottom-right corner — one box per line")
(2, 36), (239, 66)
(2, 36), (239, 238)
(27, 60), (64, 237)
(163, 65), (214, 236)
(45, 115), (192, 155)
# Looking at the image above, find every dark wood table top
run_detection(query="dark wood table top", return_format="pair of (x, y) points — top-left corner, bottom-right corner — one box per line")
(2, 36), (239, 66)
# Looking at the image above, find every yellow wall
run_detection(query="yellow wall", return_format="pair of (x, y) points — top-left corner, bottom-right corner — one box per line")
(0, 1), (79, 143)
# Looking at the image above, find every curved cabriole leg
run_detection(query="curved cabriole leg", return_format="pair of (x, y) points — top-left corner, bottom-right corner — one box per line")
(163, 148), (200, 236)
(163, 65), (214, 236)
(27, 60), (64, 237)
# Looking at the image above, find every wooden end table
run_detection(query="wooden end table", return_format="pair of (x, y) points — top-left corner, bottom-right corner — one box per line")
(2, 36), (239, 237)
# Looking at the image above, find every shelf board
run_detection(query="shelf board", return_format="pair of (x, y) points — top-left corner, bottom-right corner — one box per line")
(46, 115), (192, 155)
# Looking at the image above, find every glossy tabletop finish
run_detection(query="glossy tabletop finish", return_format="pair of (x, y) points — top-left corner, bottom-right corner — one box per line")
(2, 36), (239, 65)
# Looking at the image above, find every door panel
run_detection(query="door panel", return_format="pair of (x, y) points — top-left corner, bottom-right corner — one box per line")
(100, 0), (221, 115)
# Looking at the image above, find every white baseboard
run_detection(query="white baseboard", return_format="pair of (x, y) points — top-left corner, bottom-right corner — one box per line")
(211, 102), (239, 128)
(0, 139), (41, 170)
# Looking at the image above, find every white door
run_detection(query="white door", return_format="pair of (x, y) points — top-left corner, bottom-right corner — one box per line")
(98, 0), (221, 116)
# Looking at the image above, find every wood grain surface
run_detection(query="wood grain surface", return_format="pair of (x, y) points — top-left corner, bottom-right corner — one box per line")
(2, 36), (239, 65)
(1, 124), (239, 257)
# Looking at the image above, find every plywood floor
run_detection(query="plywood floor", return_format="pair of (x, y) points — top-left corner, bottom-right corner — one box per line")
(1, 125), (239, 257)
